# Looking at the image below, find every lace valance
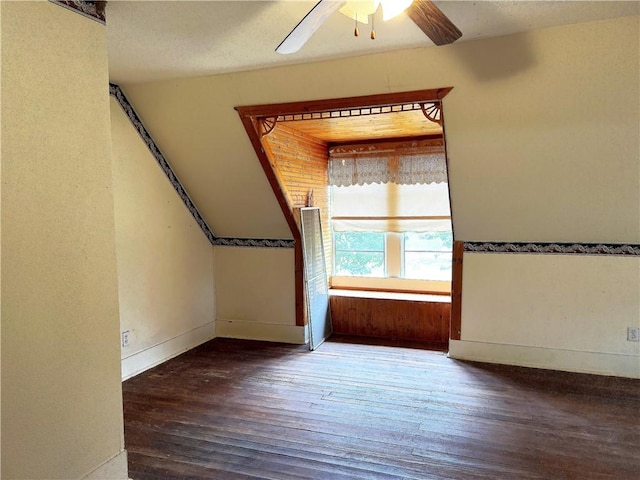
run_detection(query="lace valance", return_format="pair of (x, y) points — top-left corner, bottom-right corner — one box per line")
(329, 153), (447, 186)
(328, 141), (447, 187)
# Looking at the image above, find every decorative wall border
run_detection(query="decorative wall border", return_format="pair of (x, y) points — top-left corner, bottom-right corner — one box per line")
(464, 242), (640, 256)
(109, 83), (216, 244)
(49, 0), (106, 24)
(109, 83), (294, 249)
(213, 238), (295, 248)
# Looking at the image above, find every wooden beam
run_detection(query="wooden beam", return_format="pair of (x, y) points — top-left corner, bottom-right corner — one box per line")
(450, 240), (464, 340)
(235, 88), (453, 118)
(236, 114), (305, 327)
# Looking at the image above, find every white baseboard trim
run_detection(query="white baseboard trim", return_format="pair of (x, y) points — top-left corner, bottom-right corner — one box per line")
(82, 449), (128, 480)
(216, 319), (306, 344)
(448, 339), (640, 378)
(121, 322), (215, 380)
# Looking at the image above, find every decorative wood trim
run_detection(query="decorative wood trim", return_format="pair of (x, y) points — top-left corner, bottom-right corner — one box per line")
(49, 0), (106, 24)
(274, 101), (440, 123)
(259, 117), (278, 138)
(450, 240), (464, 341)
(236, 88), (454, 327)
(329, 137), (443, 156)
(463, 242), (640, 256)
(420, 102), (442, 125)
(236, 110), (305, 326)
(328, 134), (442, 148)
(235, 88), (453, 118)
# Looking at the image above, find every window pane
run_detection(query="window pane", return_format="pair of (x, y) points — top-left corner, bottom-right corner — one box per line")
(404, 252), (452, 280)
(334, 232), (385, 277)
(335, 232), (385, 251)
(335, 252), (385, 277)
(404, 231), (453, 251)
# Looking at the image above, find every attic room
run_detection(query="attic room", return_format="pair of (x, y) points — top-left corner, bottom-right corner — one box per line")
(1, 1), (638, 479)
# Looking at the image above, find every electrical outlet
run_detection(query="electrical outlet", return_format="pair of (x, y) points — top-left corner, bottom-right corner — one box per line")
(627, 327), (640, 342)
(122, 330), (130, 348)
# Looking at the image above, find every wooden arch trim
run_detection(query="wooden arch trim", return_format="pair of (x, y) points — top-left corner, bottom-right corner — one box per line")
(235, 87), (454, 328)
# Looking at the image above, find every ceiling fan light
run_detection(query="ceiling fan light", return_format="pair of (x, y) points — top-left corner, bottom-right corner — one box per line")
(380, 0), (413, 21)
(339, 0), (380, 25)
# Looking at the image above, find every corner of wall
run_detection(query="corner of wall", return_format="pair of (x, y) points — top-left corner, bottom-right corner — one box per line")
(81, 450), (129, 480)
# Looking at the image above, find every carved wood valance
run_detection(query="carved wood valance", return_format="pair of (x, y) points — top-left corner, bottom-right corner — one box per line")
(329, 138), (443, 157)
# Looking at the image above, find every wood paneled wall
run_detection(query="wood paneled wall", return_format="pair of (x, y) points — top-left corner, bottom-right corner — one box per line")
(329, 292), (450, 345)
(263, 125), (332, 273)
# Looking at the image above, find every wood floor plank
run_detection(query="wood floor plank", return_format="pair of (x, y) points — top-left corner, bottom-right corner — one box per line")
(123, 337), (640, 479)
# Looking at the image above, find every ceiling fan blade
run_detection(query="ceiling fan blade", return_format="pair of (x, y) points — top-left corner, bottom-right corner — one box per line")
(276, 0), (347, 55)
(407, 0), (462, 46)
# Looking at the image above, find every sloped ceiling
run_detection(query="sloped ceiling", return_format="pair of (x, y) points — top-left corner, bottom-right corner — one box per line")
(109, 3), (639, 243)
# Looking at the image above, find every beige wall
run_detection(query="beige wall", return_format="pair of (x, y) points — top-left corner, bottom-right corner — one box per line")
(1, 2), (126, 478)
(0, 3), (3, 472)
(122, 74), (291, 239)
(452, 254), (640, 378)
(214, 246), (302, 343)
(445, 17), (639, 243)
(122, 16), (639, 374)
(110, 97), (216, 379)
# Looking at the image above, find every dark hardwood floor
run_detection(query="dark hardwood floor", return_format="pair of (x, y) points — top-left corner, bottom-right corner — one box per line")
(123, 337), (639, 479)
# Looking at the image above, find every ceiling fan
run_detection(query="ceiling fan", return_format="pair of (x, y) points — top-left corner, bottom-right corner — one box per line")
(276, 0), (462, 55)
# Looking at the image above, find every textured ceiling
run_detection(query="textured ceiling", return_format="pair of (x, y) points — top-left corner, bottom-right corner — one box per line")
(107, 1), (639, 85)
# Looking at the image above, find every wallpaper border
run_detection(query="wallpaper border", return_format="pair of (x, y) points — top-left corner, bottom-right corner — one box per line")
(49, 0), (106, 24)
(109, 83), (294, 249)
(109, 83), (216, 244)
(213, 238), (295, 248)
(463, 241), (640, 256)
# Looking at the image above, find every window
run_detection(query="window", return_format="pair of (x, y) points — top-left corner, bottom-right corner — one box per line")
(329, 139), (452, 292)
(403, 231), (453, 280)
(334, 231), (385, 277)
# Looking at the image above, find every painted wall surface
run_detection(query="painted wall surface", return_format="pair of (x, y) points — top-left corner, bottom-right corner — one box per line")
(1, 2), (126, 478)
(121, 74), (292, 239)
(444, 17), (639, 244)
(110, 98), (215, 379)
(214, 246), (302, 343)
(453, 254), (640, 378)
(122, 16), (639, 372)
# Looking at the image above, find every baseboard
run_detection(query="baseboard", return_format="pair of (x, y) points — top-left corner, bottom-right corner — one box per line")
(216, 319), (306, 344)
(82, 449), (128, 479)
(448, 339), (640, 378)
(121, 322), (215, 380)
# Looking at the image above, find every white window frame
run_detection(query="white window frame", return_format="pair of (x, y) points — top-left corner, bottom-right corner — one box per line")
(330, 229), (452, 294)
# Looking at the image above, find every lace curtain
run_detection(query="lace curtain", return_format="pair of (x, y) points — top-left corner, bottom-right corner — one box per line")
(329, 148), (447, 187)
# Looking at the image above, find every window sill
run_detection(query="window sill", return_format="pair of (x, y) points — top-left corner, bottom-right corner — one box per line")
(329, 288), (450, 303)
(330, 275), (451, 295)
